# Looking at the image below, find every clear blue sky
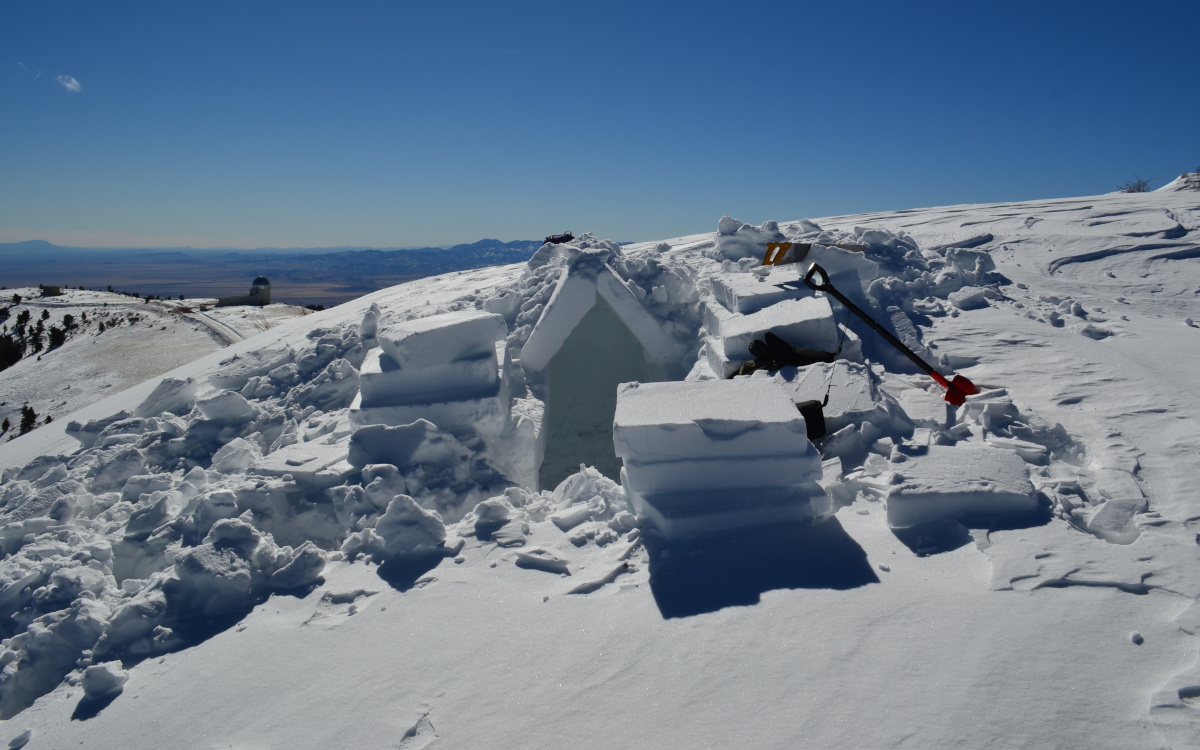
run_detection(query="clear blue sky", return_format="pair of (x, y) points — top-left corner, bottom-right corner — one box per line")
(2, 1), (1196, 249)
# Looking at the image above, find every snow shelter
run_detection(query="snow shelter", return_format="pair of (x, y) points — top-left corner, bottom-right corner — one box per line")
(520, 261), (684, 490)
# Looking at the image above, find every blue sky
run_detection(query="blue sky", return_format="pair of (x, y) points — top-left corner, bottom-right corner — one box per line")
(2, 1), (1197, 249)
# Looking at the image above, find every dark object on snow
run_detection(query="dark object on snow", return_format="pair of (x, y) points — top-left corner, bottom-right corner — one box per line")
(795, 399), (827, 440)
(732, 332), (836, 377)
(544, 231), (574, 245)
(802, 263), (980, 406)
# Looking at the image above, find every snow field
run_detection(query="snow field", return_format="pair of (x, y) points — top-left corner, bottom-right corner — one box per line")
(0, 185), (1198, 746)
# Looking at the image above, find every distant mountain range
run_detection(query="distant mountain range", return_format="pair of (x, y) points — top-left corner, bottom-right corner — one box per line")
(0, 238), (544, 306)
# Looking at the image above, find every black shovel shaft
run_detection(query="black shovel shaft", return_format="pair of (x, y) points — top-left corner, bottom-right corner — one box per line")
(802, 263), (937, 378)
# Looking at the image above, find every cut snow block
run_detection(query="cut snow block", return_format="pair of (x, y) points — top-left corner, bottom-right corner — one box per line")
(779, 361), (880, 434)
(347, 419), (447, 470)
(378, 310), (507, 370)
(806, 243), (878, 303)
(520, 271), (597, 372)
(522, 265), (681, 372)
(251, 440), (356, 489)
(623, 476), (831, 539)
(593, 267), (681, 365)
(347, 378), (510, 438)
(613, 379), (813, 463)
(712, 266), (809, 315)
(358, 344), (502, 408)
(885, 445), (1036, 528)
(622, 454), (820, 494)
(134, 377), (199, 418)
(719, 297), (838, 363)
(897, 388), (953, 429)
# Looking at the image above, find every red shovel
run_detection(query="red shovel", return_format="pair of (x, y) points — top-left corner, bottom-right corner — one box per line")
(802, 263), (980, 406)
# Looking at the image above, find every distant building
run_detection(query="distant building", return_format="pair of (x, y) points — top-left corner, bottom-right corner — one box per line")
(38, 284), (62, 297)
(216, 276), (271, 307)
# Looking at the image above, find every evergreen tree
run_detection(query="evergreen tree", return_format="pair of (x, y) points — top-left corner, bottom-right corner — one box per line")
(48, 326), (65, 348)
(0, 417), (8, 433)
(19, 405), (36, 435)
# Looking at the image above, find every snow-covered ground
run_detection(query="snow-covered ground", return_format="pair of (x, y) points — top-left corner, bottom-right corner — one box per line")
(0, 178), (1198, 749)
(0, 289), (312, 435)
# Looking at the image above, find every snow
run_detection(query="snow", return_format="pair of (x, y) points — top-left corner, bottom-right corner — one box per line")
(377, 309), (507, 370)
(885, 444), (1037, 528)
(1, 188), (1199, 747)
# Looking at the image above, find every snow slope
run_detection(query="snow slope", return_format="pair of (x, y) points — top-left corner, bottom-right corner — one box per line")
(1, 184), (1199, 749)
(0, 289), (312, 435)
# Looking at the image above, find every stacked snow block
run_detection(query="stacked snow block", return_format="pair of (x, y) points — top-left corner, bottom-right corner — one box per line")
(349, 310), (511, 439)
(702, 296), (840, 378)
(613, 379), (830, 538)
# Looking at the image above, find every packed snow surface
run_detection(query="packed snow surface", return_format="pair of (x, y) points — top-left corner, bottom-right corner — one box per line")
(1, 184), (1200, 748)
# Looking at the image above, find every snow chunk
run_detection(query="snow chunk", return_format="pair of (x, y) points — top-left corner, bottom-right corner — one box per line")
(347, 420), (469, 470)
(718, 297), (838, 364)
(886, 445), (1036, 528)
(134, 377), (199, 418)
(614, 380), (811, 462)
(210, 437), (262, 474)
(373, 495), (447, 558)
(378, 310), (507, 370)
(358, 345), (499, 407)
(948, 287), (988, 310)
(196, 391), (258, 424)
(81, 661), (128, 699)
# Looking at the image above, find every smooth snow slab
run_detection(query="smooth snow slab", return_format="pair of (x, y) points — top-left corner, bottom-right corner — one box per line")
(613, 379), (810, 462)
(348, 382), (510, 437)
(622, 452), (821, 494)
(624, 475), (830, 538)
(886, 445), (1036, 528)
(719, 296), (838, 361)
(250, 440), (355, 489)
(712, 266), (809, 315)
(377, 309), (507, 370)
(896, 387), (953, 428)
(358, 345), (501, 407)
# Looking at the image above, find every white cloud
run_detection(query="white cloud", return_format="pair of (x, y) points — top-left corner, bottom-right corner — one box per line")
(55, 74), (82, 93)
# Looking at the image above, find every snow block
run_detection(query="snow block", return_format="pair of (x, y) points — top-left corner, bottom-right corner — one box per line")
(613, 379), (813, 463)
(593, 267), (681, 365)
(622, 454), (820, 494)
(614, 379), (828, 538)
(885, 445), (1036, 528)
(518, 271), (596, 372)
(897, 388), (953, 429)
(134, 377), (199, 418)
(806, 243), (879, 297)
(196, 391), (257, 425)
(719, 297), (838, 364)
(378, 310), (507, 371)
(346, 419), (467, 471)
(347, 378), (510, 438)
(358, 344), (502, 408)
(522, 265), (681, 372)
(712, 267), (809, 315)
(252, 440), (355, 489)
(623, 478), (830, 540)
(776, 361), (882, 434)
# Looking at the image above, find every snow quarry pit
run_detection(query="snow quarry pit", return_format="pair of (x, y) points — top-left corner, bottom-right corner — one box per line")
(1, 181), (1200, 749)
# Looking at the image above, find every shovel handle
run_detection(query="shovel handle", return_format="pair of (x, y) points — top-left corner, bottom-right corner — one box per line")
(801, 263), (980, 405)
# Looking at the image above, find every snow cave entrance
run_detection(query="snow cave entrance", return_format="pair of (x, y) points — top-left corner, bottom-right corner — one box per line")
(540, 293), (666, 489)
